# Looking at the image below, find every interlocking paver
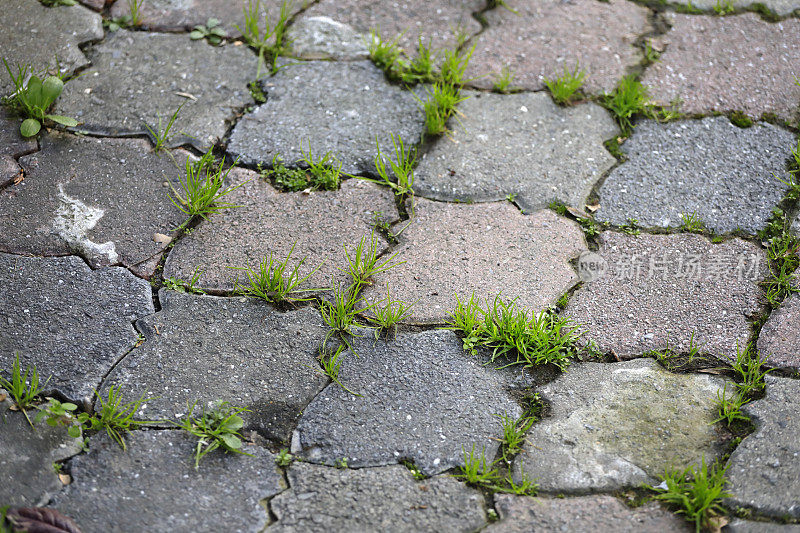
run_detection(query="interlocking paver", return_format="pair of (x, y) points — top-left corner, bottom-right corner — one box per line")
(287, 16), (369, 60)
(669, 0), (800, 16)
(727, 521), (800, 533)
(757, 293), (800, 368)
(0, 108), (36, 189)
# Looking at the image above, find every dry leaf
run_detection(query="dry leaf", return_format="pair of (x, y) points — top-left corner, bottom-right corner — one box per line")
(6, 507), (82, 533)
(58, 473), (71, 486)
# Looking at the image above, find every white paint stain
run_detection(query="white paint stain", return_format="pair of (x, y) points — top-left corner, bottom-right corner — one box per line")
(53, 184), (118, 264)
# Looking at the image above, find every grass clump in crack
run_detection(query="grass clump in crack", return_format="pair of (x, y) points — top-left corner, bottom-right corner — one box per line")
(340, 232), (402, 292)
(358, 134), (416, 201)
(231, 243), (322, 304)
(237, 0), (293, 77)
(81, 386), (156, 450)
(366, 286), (414, 339)
(544, 63), (585, 105)
(0, 353), (48, 426)
(654, 458), (730, 533)
(455, 444), (539, 496)
(178, 401), (251, 469)
(261, 148), (345, 192)
(601, 75), (652, 133)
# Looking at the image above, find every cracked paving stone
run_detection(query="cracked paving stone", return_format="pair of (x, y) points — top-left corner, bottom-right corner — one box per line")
(0, 0), (103, 96)
(52, 430), (283, 533)
(0, 399), (83, 508)
(641, 14), (800, 122)
(0, 108), (37, 189)
(727, 376), (800, 519)
(267, 462), (486, 532)
(360, 200), (586, 324)
(669, 0), (799, 16)
(485, 494), (690, 532)
(0, 133), (187, 278)
(565, 232), (765, 362)
(415, 92), (618, 212)
(54, 30), (257, 149)
(287, 16), (370, 60)
(597, 117), (795, 235)
(0, 253), (154, 404)
(466, 0), (651, 93)
(727, 521), (800, 533)
(101, 290), (328, 442)
(757, 293), (800, 368)
(228, 60), (425, 175)
(514, 359), (727, 493)
(164, 173), (397, 292)
(294, 330), (523, 475)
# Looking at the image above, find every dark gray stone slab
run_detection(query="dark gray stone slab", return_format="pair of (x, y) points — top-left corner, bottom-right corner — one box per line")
(416, 92), (618, 212)
(55, 31), (257, 149)
(295, 330), (523, 475)
(514, 359), (726, 493)
(101, 290), (329, 442)
(0, 133), (187, 278)
(228, 60), (425, 175)
(0, 0), (102, 96)
(0, 399), (83, 507)
(565, 232), (766, 362)
(1, 108), (38, 159)
(597, 118), (795, 235)
(267, 462), (486, 532)
(0, 253), (154, 404)
(727, 376), (800, 519)
(757, 293), (800, 368)
(52, 430), (283, 533)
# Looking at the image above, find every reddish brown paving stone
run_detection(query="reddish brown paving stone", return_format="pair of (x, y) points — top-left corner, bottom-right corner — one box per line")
(565, 232), (766, 362)
(163, 174), (398, 293)
(757, 293), (800, 368)
(465, 0), (651, 93)
(641, 13), (800, 122)
(360, 200), (587, 324)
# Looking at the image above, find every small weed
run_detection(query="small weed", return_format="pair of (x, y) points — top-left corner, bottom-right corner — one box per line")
(340, 232), (402, 293)
(261, 152), (343, 192)
(315, 345), (361, 397)
(578, 217), (603, 239)
(237, 0), (294, 76)
(35, 398), (81, 438)
(602, 75), (652, 133)
(680, 212), (706, 233)
(248, 80), (267, 104)
(0, 354), (48, 426)
(2, 59), (77, 137)
(359, 134), (417, 198)
(439, 44), (475, 86)
(168, 149), (247, 223)
(656, 97), (683, 122)
(231, 243), (322, 303)
(454, 445), (502, 485)
(275, 448), (294, 466)
(178, 401), (252, 469)
(366, 286), (415, 338)
(445, 292), (482, 337)
(144, 102), (184, 152)
(548, 200), (568, 216)
(713, 383), (750, 426)
(644, 40), (661, 63)
(367, 29), (404, 80)
(555, 292), (570, 310)
(163, 267), (206, 294)
(731, 347), (772, 397)
(492, 66), (516, 93)
(418, 81), (467, 136)
(80, 386), (155, 450)
(488, 0), (518, 14)
(300, 147), (345, 191)
(404, 38), (437, 84)
(191, 18), (228, 46)
(621, 218), (641, 235)
(401, 460), (426, 480)
(713, 0), (735, 14)
(496, 413), (534, 459)
(320, 284), (365, 341)
(493, 469), (539, 496)
(40, 0), (77, 5)
(761, 232), (799, 307)
(335, 457), (349, 469)
(654, 458), (730, 532)
(543, 63), (585, 105)
(128, 0), (143, 26)
(729, 111), (753, 128)
(104, 15), (133, 32)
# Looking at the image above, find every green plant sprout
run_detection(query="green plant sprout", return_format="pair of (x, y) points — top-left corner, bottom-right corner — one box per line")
(543, 63), (585, 105)
(191, 18), (228, 46)
(0, 354), (48, 426)
(2, 59), (77, 137)
(178, 401), (252, 469)
(231, 243), (322, 303)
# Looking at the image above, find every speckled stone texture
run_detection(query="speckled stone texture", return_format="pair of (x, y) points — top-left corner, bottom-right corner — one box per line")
(565, 232), (765, 361)
(514, 359), (726, 493)
(0, 400), (83, 507)
(727, 376), (800, 519)
(669, 0), (800, 16)
(486, 494), (691, 532)
(287, 16), (369, 60)
(0, 0), (103, 96)
(727, 521), (800, 533)
(360, 200), (586, 324)
(164, 173), (397, 292)
(228, 60), (425, 175)
(466, 0), (651, 93)
(55, 31), (256, 148)
(0, 253), (154, 403)
(267, 462), (486, 532)
(416, 92), (618, 212)
(52, 431), (283, 533)
(0, 134), (186, 278)
(642, 14), (800, 122)
(294, 330), (523, 475)
(597, 117), (795, 235)
(101, 290), (328, 442)
(757, 293), (800, 368)
(0, 108), (36, 189)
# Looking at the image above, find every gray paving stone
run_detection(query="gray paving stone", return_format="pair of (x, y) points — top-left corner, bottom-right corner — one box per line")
(0, 399), (83, 507)
(360, 200), (586, 324)
(565, 232), (766, 362)
(101, 290), (328, 442)
(641, 14), (800, 122)
(514, 359), (727, 493)
(54, 30), (257, 148)
(669, 0), (799, 16)
(287, 16), (369, 60)
(0, 0), (103, 96)
(0, 157), (21, 190)
(295, 330), (523, 475)
(78, 0), (105, 10)
(1, 108), (38, 159)
(164, 173), (397, 293)
(486, 494), (690, 532)
(0, 134), (187, 278)
(0, 253), (154, 404)
(727, 520), (800, 533)
(52, 430), (283, 533)
(416, 92), (618, 212)
(757, 293), (800, 368)
(267, 462), (486, 532)
(597, 117), (795, 235)
(727, 376), (800, 519)
(466, 0), (651, 93)
(228, 60), (425, 175)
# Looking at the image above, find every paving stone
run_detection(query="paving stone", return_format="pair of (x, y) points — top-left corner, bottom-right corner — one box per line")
(597, 117), (795, 235)
(0, 253), (154, 404)
(101, 290), (328, 442)
(1, 108), (38, 159)
(0, 0), (103, 97)
(0, 399), (83, 507)
(727, 520), (800, 533)
(360, 200), (586, 324)
(52, 430), (283, 533)
(78, 0), (105, 10)
(228, 60), (425, 175)
(54, 30), (257, 148)
(416, 92), (618, 212)
(164, 173), (397, 292)
(0, 133), (187, 278)
(565, 232), (765, 361)
(0, 157), (21, 190)
(514, 359), (726, 492)
(466, 0), (651, 93)
(727, 376), (800, 519)
(641, 14), (800, 122)
(294, 330), (523, 475)
(669, 0), (799, 16)
(267, 462), (486, 532)
(287, 16), (369, 60)
(486, 494), (690, 532)
(757, 293), (800, 368)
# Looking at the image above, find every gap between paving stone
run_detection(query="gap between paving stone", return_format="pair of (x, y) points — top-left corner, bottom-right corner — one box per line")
(756, 293), (800, 368)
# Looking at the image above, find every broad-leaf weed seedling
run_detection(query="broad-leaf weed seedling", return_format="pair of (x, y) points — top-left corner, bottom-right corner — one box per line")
(191, 18), (228, 46)
(2, 59), (77, 137)
(493, 67), (516, 93)
(543, 63), (585, 105)
(178, 401), (252, 469)
(79, 386), (156, 450)
(602, 75), (652, 133)
(714, 0), (735, 14)
(231, 243), (322, 303)
(341, 232), (403, 292)
(360, 134), (417, 198)
(621, 218), (641, 235)
(275, 448), (294, 466)
(104, 0), (144, 31)
(654, 458), (730, 533)
(237, 0), (293, 77)
(35, 398), (81, 438)
(366, 286), (415, 339)
(163, 267), (206, 294)
(144, 102), (184, 152)
(0, 353), (48, 426)
(169, 149), (247, 224)
(401, 460), (426, 480)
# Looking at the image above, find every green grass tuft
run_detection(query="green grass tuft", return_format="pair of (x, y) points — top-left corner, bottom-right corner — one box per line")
(654, 458), (730, 532)
(543, 63), (585, 105)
